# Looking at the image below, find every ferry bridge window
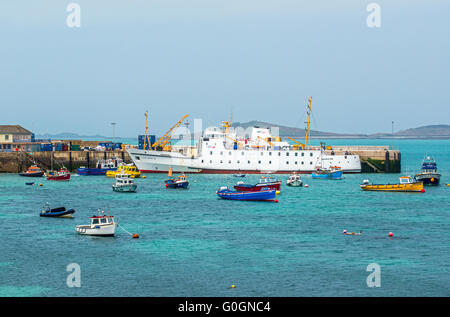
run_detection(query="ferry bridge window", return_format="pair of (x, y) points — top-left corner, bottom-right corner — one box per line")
(310, 153), (313, 157)
(242, 152), (244, 155)
(101, 218), (107, 224)
(210, 151), (213, 155)
(93, 219), (99, 224)
(248, 161), (250, 164)
(269, 161), (271, 164)
(286, 152), (289, 156)
(278, 152), (281, 156)
(261, 152), (263, 156)
(295, 153), (298, 157)
(229, 152), (231, 155)
(269, 152), (272, 156)
(220, 151), (223, 155)
(301, 153), (304, 157)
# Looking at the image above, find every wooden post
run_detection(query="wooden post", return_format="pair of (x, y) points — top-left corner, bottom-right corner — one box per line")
(385, 151), (390, 173)
(86, 151), (90, 169)
(69, 151), (73, 172)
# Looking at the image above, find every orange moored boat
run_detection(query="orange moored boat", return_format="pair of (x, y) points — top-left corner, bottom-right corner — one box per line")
(19, 165), (44, 177)
(360, 176), (424, 193)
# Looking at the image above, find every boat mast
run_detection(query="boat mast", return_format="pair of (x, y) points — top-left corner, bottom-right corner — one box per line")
(304, 97), (312, 149)
(144, 110), (150, 150)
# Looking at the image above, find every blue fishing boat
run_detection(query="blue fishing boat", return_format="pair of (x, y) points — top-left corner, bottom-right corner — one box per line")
(312, 166), (343, 180)
(216, 187), (278, 202)
(414, 156), (441, 185)
(77, 158), (122, 176)
(40, 203), (75, 218)
(165, 174), (189, 189)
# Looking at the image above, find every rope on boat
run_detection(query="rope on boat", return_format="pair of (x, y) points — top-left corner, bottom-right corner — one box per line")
(118, 224), (139, 239)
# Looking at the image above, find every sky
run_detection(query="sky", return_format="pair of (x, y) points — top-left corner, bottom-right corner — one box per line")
(0, 0), (449, 137)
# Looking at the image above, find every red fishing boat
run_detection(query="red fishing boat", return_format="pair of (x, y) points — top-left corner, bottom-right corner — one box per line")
(233, 176), (281, 192)
(46, 168), (71, 181)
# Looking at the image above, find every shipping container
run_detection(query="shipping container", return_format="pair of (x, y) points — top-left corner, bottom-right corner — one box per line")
(112, 143), (122, 150)
(138, 135), (155, 150)
(40, 144), (53, 151)
(31, 144), (41, 152)
(71, 144), (81, 151)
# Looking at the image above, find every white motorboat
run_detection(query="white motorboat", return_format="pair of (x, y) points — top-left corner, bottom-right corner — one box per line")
(75, 210), (117, 236)
(112, 173), (137, 192)
(286, 173), (303, 187)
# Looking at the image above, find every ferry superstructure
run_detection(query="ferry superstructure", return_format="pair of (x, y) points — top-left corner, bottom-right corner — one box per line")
(127, 126), (361, 174)
(127, 98), (362, 174)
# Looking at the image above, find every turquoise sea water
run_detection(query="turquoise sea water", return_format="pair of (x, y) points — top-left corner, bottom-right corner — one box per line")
(0, 139), (449, 297)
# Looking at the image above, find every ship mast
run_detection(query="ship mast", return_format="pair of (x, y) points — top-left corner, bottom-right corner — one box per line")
(304, 97), (312, 149)
(222, 112), (233, 134)
(144, 110), (150, 150)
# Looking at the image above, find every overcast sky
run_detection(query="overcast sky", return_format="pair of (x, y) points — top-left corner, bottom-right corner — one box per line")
(0, 0), (449, 137)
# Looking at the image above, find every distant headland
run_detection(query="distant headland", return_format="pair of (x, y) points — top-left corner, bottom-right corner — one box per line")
(34, 124), (450, 140)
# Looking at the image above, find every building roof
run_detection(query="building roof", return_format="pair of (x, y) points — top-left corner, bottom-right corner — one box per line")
(0, 125), (32, 135)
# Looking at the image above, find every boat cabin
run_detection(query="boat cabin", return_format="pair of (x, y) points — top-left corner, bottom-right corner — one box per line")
(259, 176), (277, 184)
(90, 215), (115, 226)
(115, 174), (135, 185)
(399, 176), (414, 184)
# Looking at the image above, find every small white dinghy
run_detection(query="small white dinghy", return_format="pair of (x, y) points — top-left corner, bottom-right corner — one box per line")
(75, 209), (117, 237)
(286, 173), (302, 187)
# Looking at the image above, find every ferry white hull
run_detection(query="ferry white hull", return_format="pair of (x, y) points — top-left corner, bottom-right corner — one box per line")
(127, 149), (361, 174)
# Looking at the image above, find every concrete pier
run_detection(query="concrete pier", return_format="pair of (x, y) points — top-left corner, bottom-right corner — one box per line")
(325, 146), (401, 173)
(0, 151), (132, 173)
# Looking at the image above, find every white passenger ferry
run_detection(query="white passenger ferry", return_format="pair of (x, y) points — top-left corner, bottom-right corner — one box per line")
(127, 99), (361, 174)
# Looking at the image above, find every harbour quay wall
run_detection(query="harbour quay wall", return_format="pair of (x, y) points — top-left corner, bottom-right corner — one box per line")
(0, 146), (401, 173)
(326, 146), (401, 173)
(0, 151), (132, 173)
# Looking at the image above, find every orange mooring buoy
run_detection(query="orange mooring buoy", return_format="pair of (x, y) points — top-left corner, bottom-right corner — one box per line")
(132, 234), (139, 239)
